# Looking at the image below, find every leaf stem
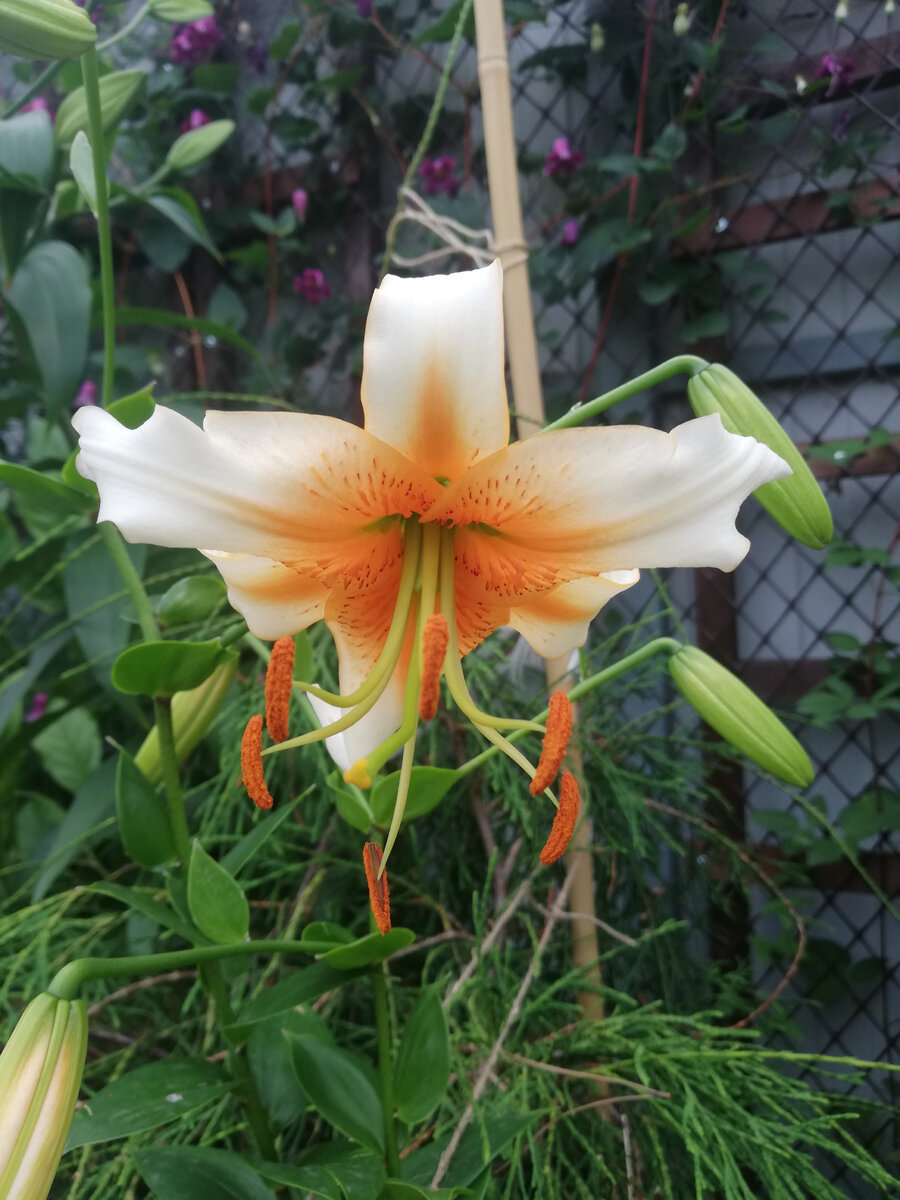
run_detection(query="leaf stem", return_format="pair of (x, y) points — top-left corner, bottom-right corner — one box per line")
(542, 356), (708, 432)
(153, 697), (193, 871)
(373, 966), (401, 1177)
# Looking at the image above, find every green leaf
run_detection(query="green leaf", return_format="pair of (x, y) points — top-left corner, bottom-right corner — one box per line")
(69, 130), (102, 214)
(838, 789), (900, 842)
(288, 1035), (384, 1154)
(302, 921), (356, 947)
(148, 0), (213, 19)
(88, 881), (199, 943)
(116, 747), (175, 868)
(649, 122), (687, 164)
(64, 539), (146, 680)
(222, 789), (309, 877)
(108, 383), (156, 428)
(378, 1184), (471, 1200)
(227, 962), (356, 1044)
(825, 632), (861, 654)
(6, 240), (91, 415)
(0, 109), (53, 188)
(412, 0), (475, 45)
(187, 841), (250, 944)
(32, 758), (117, 901)
(192, 63), (239, 92)
(111, 639), (235, 696)
(137, 1147), (277, 1200)
(294, 1145), (386, 1200)
(55, 69), (147, 148)
(393, 987), (450, 1124)
(402, 1113), (535, 1189)
(319, 928), (415, 970)
(327, 770), (374, 833)
(251, 1161), (343, 1200)
(66, 1059), (230, 1149)
(681, 311), (730, 343)
(248, 1009), (335, 1128)
(113, 305), (261, 361)
(0, 461), (95, 514)
(147, 192), (221, 262)
(165, 119), (234, 173)
(33, 707), (101, 793)
(156, 575), (226, 627)
(371, 766), (460, 826)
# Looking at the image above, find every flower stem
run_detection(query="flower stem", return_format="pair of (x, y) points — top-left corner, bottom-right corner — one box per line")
(97, 1), (150, 51)
(373, 967), (401, 1178)
(153, 696), (193, 871)
(541, 356), (709, 433)
(99, 523), (157, 643)
(79, 45), (117, 408)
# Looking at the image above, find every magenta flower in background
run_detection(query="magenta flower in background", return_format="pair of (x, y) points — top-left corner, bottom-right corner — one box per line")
(562, 218), (580, 246)
(21, 97), (53, 119)
(292, 188), (308, 221)
(74, 381), (98, 408)
(418, 155), (461, 197)
(294, 269), (331, 304)
(170, 16), (222, 65)
(25, 693), (48, 723)
(544, 137), (584, 178)
(815, 53), (854, 88)
(356, 0), (373, 15)
(180, 109), (211, 133)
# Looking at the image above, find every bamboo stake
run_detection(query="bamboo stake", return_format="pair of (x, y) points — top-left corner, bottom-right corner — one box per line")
(473, 0), (605, 1023)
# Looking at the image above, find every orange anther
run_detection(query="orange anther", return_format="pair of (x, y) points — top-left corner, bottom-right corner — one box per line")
(241, 714), (274, 810)
(363, 841), (391, 935)
(418, 613), (449, 721)
(539, 771), (580, 865)
(265, 635), (295, 744)
(530, 691), (573, 795)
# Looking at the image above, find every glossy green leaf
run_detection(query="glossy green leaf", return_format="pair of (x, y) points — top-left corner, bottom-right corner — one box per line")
(66, 1059), (229, 1149)
(32, 757), (117, 901)
(69, 130), (101, 214)
(6, 241), (91, 415)
(288, 1035), (383, 1154)
(0, 462), (95, 514)
(113, 305), (261, 360)
(0, 109), (53, 188)
(251, 1161), (345, 1200)
(107, 383), (156, 428)
(248, 1009), (334, 1127)
(222, 789), (309, 876)
(838, 788), (900, 842)
(115, 747), (175, 868)
(64, 539), (146, 680)
(227, 962), (355, 1044)
(148, 0), (213, 18)
(137, 1146), (276, 1200)
(111, 639), (235, 696)
(378, 1183), (471, 1200)
(33, 707), (101, 793)
(166, 119), (234, 172)
(393, 987), (450, 1124)
(156, 575), (227, 627)
(327, 771), (374, 833)
(187, 841), (249, 943)
(402, 1113), (535, 1189)
(371, 766), (460, 826)
(88, 880), (199, 943)
(302, 920), (355, 947)
(55, 69), (147, 147)
(147, 192), (221, 261)
(294, 1144), (386, 1200)
(319, 927), (415, 970)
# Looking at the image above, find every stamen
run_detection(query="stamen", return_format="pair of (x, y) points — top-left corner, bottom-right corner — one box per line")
(418, 613), (448, 721)
(530, 691), (573, 795)
(539, 771), (580, 865)
(265, 636), (295, 744)
(241, 714), (274, 810)
(363, 841), (391, 935)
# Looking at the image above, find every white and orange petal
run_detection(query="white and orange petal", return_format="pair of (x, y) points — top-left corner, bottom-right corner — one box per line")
(361, 260), (509, 483)
(509, 571), (640, 659)
(72, 405), (443, 565)
(202, 551), (328, 641)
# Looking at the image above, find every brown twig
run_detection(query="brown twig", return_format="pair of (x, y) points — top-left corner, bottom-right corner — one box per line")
(528, 897), (637, 947)
(504, 1051), (667, 1097)
(443, 876), (533, 1009)
(682, 0), (730, 114)
(173, 271), (206, 389)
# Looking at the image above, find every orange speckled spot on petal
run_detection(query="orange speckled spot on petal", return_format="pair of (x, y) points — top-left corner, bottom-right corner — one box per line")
(539, 771), (580, 865)
(265, 636), (295, 744)
(241, 714), (274, 810)
(418, 613), (449, 721)
(530, 691), (573, 795)
(363, 841), (391, 935)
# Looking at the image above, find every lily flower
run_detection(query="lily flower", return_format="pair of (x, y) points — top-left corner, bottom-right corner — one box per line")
(73, 262), (788, 927)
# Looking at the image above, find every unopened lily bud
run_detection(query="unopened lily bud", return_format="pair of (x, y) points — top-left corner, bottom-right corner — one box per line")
(886, 0), (895, 15)
(673, 3), (692, 36)
(55, 69), (147, 148)
(589, 22), (604, 52)
(687, 364), (833, 549)
(0, 0), (96, 60)
(835, 0), (848, 18)
(165, 118), (234, 173)
(134, 657), (237, 785)
(669, 645), (814, 787)
(0, 993), (88, 1200)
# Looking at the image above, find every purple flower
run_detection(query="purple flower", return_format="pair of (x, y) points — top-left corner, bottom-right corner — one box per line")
(832, 111), (851, 142)
(74, 380), (98, 408)
(562, 218), (580, 246)
(25, 693), (48, 723)
(418, 155), (461, 197)
(180, 109), (211, 133)
(21, 97), (53, 120)
(356, 0), (373, 15)
(170, 16), (223, 66)
(291, 188), (308, 221)
(815, 53), (854, 88)
(543, 137), (584, 178)
(294, 268), (331, 304)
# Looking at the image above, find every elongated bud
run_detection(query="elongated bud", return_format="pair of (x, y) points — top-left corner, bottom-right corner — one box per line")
(669, 644), (813, 787)
(55, 69), (147, 148)
(687, 364), (833, 550)
(0, 0), (96, 60)
(165, 118), (234, 173)
(134, 658), (236, 785)
(0, 993), (88, 1200)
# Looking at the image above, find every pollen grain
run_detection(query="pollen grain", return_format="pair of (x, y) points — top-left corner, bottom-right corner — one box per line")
(539, 771), (580, 865)
(241, 714), (275, 810)
(418, 612), (449, 721)
(530, 690), (573, 795)
(363, 841), (391, 935)
(265, 635), (295, 744)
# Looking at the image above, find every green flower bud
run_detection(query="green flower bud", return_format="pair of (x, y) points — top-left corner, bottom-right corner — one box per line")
(0, 993), (87, 1200)
(165, 119), (234, 173)
(0, 0), (96, 61)
(134, 657), (237, 786)
(55, 68), (147, 149)
(687, 363), (833, 550)
(669, 644), (814, 787)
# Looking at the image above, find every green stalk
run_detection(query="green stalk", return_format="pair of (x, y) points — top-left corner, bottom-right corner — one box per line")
(79, 45), (117, 408)
(153, 697), (193, 871)
(97, 1), (150, 51)
(541, 356), (708, 432)
(4, 60), (63, 118)
(99, 523), (157, 643)
(373, 967), (401, 1177)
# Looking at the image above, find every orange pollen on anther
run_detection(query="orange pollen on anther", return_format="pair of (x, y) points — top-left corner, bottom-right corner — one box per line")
(418, 613), (449, 721)
(264, 635), (295, 744)
(363, 841), (391, 935)
(241, 714), (275, 811)
(539, 771), (580, 865)
(530, 691), (573, 796)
